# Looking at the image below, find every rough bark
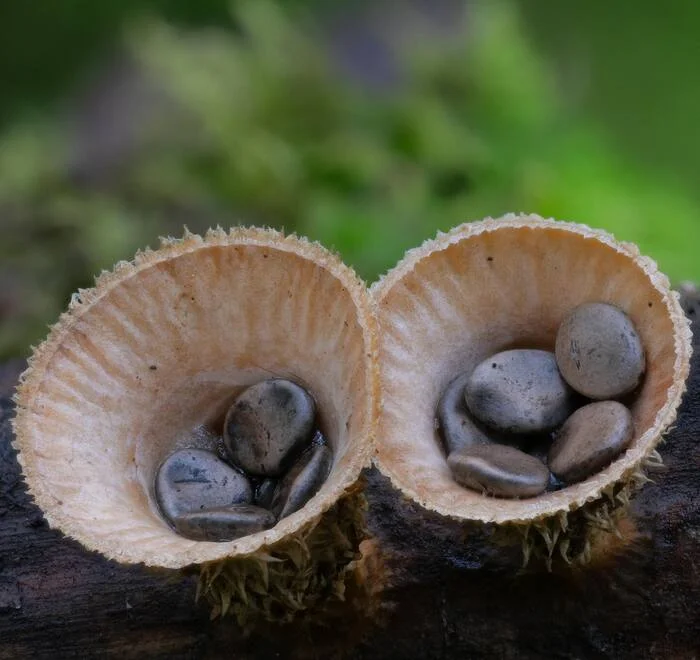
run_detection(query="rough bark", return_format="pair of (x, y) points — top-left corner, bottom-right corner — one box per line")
(1, 290), (699, 659)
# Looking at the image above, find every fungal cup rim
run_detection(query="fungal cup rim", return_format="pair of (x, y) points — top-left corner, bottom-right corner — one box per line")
(371, 213), (692, 525)
(12, 226), (380, 568)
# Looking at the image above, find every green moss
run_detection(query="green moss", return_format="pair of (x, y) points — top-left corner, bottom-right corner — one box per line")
(1, 0), (699, 360)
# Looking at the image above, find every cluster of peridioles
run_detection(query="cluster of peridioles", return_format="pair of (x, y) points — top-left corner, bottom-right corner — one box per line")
(12, 215), (692, 627)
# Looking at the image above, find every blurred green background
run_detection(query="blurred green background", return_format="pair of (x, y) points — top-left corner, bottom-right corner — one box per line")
(1, 0), (699, 360)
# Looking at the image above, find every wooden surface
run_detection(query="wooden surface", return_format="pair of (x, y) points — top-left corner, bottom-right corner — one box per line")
(1, 291), (699, 659)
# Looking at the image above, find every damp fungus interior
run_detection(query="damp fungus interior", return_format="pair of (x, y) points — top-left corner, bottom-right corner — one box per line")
(13, 229), (378, 568)
(373, 215), (692, 525)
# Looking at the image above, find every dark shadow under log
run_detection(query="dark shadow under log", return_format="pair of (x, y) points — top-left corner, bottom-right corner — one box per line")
(1, 290), (699, 659)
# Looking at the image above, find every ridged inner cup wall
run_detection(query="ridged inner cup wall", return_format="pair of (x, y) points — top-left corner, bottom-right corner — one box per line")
(372, 214), (691, 525)
(13, 229), (378, 568)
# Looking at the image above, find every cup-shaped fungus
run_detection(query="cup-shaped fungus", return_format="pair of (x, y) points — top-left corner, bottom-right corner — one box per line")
(13, 227), (379, 622)
(372, 214), (691, 565)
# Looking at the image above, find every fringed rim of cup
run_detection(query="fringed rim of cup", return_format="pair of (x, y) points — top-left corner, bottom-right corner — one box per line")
(12, 226), (380, 567)
(371, 213), (692, 526)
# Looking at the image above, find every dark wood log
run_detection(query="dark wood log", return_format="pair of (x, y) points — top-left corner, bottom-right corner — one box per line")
(1, 290), (699, 659)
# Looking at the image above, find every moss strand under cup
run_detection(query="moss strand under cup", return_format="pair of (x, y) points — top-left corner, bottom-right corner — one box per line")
(371, 213), (692, 568)
(12, 226), (380, 627)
